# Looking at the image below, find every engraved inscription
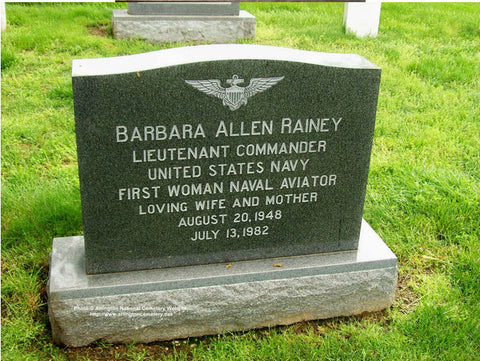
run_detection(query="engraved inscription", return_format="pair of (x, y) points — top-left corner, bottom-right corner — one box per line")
(115, 114), (344, 244)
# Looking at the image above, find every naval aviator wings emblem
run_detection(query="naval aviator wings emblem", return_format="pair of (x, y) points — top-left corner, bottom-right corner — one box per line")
(185, 74), (284, 111)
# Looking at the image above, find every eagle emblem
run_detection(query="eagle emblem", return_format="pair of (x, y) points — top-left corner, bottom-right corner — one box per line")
(185, 75), (284, 111)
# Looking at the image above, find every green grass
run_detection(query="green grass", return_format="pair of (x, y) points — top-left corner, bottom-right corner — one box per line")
(2, 2), (480, 360)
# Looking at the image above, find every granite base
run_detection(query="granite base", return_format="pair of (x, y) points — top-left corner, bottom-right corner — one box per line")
(111, 9), (256, 43)
(48, 220), (397, 347)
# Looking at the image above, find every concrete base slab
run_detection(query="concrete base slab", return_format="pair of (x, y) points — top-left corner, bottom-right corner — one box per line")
(48, 220), (397, 347)
(111, 9), (255, 43)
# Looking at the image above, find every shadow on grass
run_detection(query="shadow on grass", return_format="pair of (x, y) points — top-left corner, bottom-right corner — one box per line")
(1, 181), (83, 250)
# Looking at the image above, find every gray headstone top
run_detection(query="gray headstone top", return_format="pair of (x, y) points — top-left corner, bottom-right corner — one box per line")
(128, 2), (240, 16)
(73, 44), (379, 76)
(72, 44), (381, 274)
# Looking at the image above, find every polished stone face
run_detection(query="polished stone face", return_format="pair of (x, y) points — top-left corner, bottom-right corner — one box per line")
(73, 45), (381, 274)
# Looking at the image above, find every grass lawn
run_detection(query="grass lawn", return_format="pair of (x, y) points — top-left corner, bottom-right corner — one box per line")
(1, 2), (479, 360)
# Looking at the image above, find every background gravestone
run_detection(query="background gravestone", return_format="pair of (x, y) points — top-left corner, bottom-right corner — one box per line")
(111, 2), (255, 43)
(48, 45), (397, 347)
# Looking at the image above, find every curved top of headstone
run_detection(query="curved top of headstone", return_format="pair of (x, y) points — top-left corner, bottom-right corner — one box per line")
(72, 44), (379, 77)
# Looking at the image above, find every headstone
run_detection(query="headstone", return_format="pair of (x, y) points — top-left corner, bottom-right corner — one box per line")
(48, 44), (398, 347)
(111, 2), (255, 43)
(128, 1), (240, 16)
(344, 2), (382, 38)
(74, 46), (379, 275)
(1, 2), (6, 32)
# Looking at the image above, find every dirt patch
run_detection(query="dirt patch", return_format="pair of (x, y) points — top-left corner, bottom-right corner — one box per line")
(87, 24), (110, 38)
(395, 272), (421, 313)
(61, 340), (202, 361)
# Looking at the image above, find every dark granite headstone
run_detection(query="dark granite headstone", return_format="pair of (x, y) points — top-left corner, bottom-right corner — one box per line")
(72, 45), (381, 274)
(127, 2), (240, 16)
